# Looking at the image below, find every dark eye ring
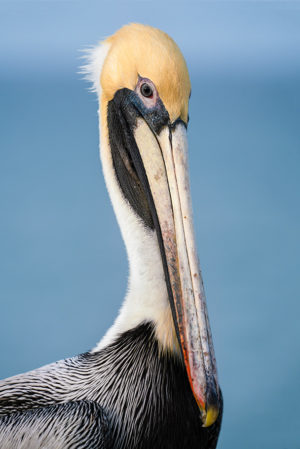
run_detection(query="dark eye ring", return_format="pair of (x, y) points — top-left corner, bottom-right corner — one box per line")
(141, 83), (153, 98)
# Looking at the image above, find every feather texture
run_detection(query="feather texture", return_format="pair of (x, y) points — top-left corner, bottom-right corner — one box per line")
(0, 324), (222, 449)
(0, 401), (109, 449)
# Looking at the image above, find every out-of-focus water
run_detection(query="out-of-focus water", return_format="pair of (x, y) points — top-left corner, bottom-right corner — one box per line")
(1, 2), (300, 448)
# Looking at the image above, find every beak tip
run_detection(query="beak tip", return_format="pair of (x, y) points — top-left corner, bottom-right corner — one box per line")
(202, 405), (219, 428)
(196, 380), (220, 427)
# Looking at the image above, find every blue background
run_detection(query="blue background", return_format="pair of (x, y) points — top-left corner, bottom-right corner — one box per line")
(1, 1), (300, 448)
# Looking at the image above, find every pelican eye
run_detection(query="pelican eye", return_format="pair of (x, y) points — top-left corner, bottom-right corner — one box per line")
(141, 83), (153, 98)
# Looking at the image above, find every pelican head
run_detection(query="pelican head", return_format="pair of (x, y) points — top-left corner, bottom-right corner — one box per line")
(84, 23), (220, 428)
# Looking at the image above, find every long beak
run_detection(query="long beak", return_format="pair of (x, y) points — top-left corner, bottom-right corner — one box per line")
(133, 118), (220, 427)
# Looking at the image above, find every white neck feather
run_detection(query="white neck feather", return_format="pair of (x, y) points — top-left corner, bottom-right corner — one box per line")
(84, 43), (178, 354)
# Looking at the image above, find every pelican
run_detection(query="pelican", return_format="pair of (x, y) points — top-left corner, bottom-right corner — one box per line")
(0, 24), (223, 448)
